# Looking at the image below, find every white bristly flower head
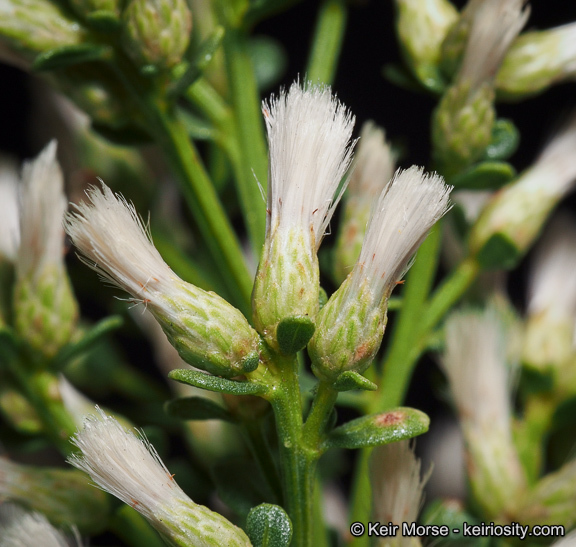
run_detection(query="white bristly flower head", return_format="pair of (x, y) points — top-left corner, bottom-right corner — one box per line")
(68, 408), (251, 547)
(0, 157), (20, 264)
(333, 121), (395, 282)
(370, 440), (429, 547)
(523, 215), (576, 372)
(497, 22), (576, 100)
(310, 167), (451, 384)
(13, 141), (78, 357)
(457, 0), (529, 91)
(433, 0), (529, 175)
(441, 306), (526, 517)
(253, 81), (356, 353)
(64, 182), (261, 378)
(0, 504), (82, 547)
(470, 113), (576, 268)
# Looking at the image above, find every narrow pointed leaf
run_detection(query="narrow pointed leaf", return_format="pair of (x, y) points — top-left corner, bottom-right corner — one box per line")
(33, 44), (111, 71)
(169, 369), (268, 396)
(327, 407), (429, 449)
(333, 371), (377, 392)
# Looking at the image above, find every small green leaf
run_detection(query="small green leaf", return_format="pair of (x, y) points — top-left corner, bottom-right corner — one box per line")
(327, 407), (429, 450)
(332, 371), (377, 392)
(51, 316), (123, 370)
(165, 396), (235, 422)
(382, 63), (424, 93)
(483, 119), (519, 161)
(476, 232), (521, 270)
(85, 11), (121, 32)
(169, 369), (268, 396)
(33, 44), (111, 71)
(276, 316), (315, 355)
(450, 161), (516, 190)
(246, 504), (293, 547)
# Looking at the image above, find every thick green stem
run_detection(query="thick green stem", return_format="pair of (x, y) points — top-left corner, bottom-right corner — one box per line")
(269, 356), (315, 546)
(306, 0), (348, 85)
(222, 27), (268, 256)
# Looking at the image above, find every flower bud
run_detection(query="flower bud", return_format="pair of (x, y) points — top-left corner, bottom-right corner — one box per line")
(333, 121), (395, 284)
(69, 409), (251, 546)
(441, 306), (526, 517)
(69, 0), (120, 20)
(470, 114), (576, 269)
(122, 0), (192, 70)
(253, 82), (355, 353)
(310, 167), (451, 384)
(0, 0), (87, 70)
(497, 23), (576, 101)
(433, 0), (529, 176)
(0, 458), (109, 534)
(370, 440), (430, 547)
(13, 142), (79, 359)
(0, 504), (83, 547)
(394, 0), (459, 90)
(523, 216), (576, 372)
(516, 458), (576, 528)
(64, 182), (261, 378)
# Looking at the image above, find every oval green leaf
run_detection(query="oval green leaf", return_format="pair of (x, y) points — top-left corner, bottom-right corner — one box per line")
(247, 503), (293, 547)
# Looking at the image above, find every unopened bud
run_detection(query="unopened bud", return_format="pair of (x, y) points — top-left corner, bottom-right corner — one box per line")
(395, 0), (459, 90)
(470, 114), (576, 269)
(0, 0), (87, 70)
(64, 182), (261, 378)
(69, 0), (120, 20)
(253, 82), (355, 353)
(69, 409), (251, 546)
(122, 0), (192, 70)
(310, 167), (451, 384)
(13, 142), (78, 358)
(497, 23), (576, 100)
(334, 121), (394, 283)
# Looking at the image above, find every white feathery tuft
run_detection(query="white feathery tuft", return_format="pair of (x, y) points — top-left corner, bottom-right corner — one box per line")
(459, 0), (530, 90)
(442, 306), (513, 432)
(68, 407), (189, 522)
(263, 81), (355, 249)
(0, 504), (82, 547)
(64, 182), (176, 301)
(0, 157), (20, 262)
(352, 166), (452, 299)
(370, 440), (430, 529)
(17, 141), (67, 279)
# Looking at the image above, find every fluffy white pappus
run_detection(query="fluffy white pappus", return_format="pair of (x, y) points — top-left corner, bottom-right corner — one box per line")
(459, 0), (529, 89)
(68, 408), (189, 522)
(0, 158), (20, 262)
(58, 376), (100, 428)
(347, 121), (395, 199)
(353, 166), (452, 299)
(263, 81), (356, 248)
(16, 141), (67, 278)
(442, 306), (513, 432)
(370, 440), (430, 529)
(526, 112), (576, 196)
(64, 182), (177, 302)
(528, 215), (576, 320)
(0, 504), (82, 547)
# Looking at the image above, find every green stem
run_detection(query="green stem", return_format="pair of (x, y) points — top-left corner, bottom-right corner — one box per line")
(269, 356), (314, 546)
(111, 55), (253, 314)
(420, 256), (480, 334)
(302, 381), (338, 445)
(376, 225), (442, 411)
(222, 27), (268, 256)
(306, 0), (348, 84)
